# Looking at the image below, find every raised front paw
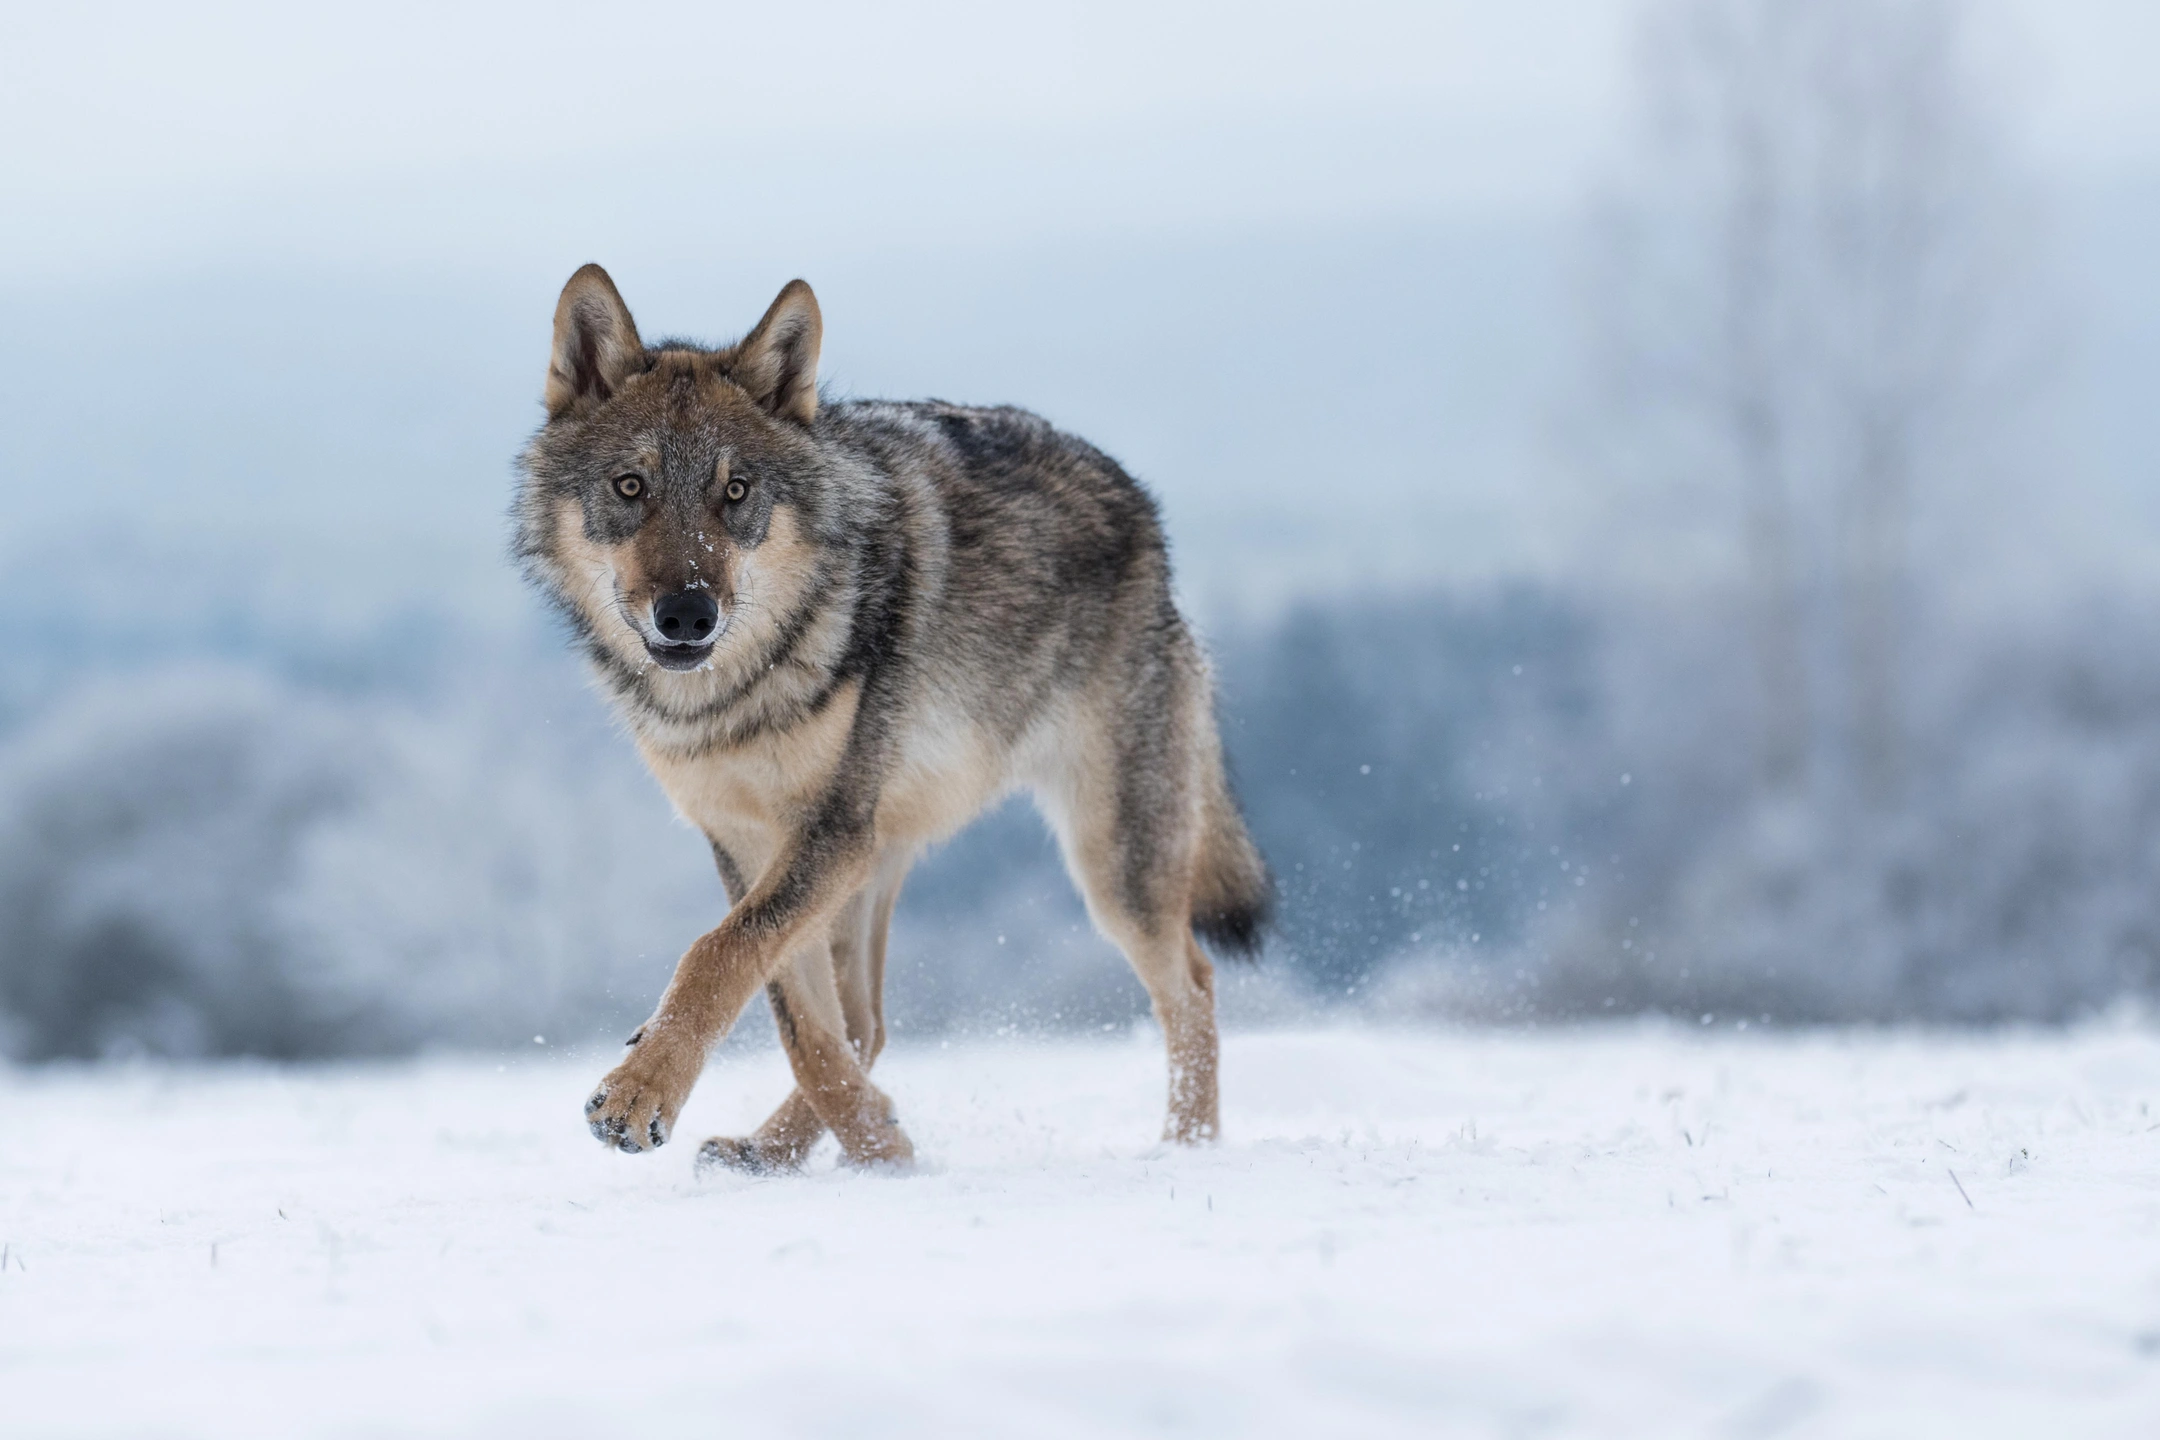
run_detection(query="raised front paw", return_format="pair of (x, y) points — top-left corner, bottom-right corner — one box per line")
(584, 1031), (701, 1153)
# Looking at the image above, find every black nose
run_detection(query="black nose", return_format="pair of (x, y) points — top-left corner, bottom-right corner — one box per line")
(653, 590), (718, 643)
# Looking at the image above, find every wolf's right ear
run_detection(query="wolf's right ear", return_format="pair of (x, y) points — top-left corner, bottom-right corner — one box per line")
(545, 264), (645, 418)
(730, 280), (822, 426)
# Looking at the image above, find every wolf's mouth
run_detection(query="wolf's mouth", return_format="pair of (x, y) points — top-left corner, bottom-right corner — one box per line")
(644, 640), (714, 671)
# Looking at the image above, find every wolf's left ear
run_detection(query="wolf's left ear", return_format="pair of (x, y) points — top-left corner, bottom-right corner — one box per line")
(545, 264), (645, 417)
(731, 280), (822, 425)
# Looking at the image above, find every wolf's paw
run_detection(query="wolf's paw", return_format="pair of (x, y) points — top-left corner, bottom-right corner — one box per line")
(694, 1135), (801, 1176)
(836, 1106), (917, 1170)
(584, 1032), (699, 1154)
(842, 1134), (917, 1171)
(1161, 1115), (1220, 1147)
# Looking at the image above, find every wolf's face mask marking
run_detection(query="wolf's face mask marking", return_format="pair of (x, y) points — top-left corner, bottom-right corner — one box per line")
(523, 267), (823, 673)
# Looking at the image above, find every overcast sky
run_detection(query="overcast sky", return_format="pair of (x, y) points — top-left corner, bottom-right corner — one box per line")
(1, 1), (2154, 627)
(2, 1), (2152, 284)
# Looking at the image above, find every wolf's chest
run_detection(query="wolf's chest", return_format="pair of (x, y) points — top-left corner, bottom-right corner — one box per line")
(634, 688), (860, 856)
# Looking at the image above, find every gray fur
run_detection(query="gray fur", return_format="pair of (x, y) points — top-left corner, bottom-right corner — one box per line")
(516, 266), (1269, 1157)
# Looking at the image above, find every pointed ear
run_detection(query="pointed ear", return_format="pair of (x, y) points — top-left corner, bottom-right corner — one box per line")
(730, 279), (822, 425)
(545, 264), (645, 417)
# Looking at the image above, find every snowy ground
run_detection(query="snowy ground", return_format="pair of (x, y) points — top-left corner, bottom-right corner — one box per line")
(4, 1024), (2159, 1438)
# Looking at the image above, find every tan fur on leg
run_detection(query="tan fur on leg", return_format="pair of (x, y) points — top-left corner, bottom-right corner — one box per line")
(765, 963), (912, 1167)
(1162, 938), (1222, 1142)
(697, 872), (907, 1173)
(1039, 714), (1223, 1145)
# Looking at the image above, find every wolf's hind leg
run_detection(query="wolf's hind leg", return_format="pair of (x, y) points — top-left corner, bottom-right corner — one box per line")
(1098, 918), (1220, 1145)
(1043, 722), (1221, 1144)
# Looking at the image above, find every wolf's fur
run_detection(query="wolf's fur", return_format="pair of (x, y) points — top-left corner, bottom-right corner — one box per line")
(515, 265), (1271, 1167)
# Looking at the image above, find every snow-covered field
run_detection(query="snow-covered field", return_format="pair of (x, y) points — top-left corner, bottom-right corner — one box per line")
(4, 1024), (2158, 1438)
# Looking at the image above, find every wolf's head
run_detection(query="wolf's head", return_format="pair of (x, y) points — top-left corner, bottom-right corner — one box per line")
(515, 264), (832, 679)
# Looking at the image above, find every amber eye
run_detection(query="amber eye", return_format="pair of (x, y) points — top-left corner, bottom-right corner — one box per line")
(724, 479), (747, 503)
(614, 474), (642, 499)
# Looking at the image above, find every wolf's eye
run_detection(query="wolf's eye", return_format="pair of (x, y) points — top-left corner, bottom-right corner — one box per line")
(614, 474), (643, 499)
(724, 479), (747, 503)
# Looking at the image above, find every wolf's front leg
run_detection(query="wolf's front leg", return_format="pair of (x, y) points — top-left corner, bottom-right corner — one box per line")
(695, 950), (912, 1170)
(697, 877), (906, 1172)
(583, 825), (876, 1154)
(581, 978), (728, 1153)
(583, 1022), (700, 1152)
(582, 911), (793, 1152)
(760, 951), (912, 1167)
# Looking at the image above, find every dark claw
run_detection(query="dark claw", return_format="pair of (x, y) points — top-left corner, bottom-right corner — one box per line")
(584, 1087), (608, 1117)
(589, 1103), (629, 1147)
(624, 1027), (645, 1047)
(648, 1115), (668, 1148)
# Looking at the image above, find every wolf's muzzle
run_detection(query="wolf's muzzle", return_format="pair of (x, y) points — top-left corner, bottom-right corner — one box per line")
(654, 590), (718, 644)
(645, 590), (719, 669)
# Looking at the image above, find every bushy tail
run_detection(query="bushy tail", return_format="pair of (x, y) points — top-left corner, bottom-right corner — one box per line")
(1190, 762), (1273, 961)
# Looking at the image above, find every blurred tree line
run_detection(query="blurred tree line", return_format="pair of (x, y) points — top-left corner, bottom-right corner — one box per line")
(5, 0), (2158, 1060)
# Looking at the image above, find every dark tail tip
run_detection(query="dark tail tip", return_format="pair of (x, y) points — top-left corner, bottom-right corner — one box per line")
(1193, 888), (1273, 963)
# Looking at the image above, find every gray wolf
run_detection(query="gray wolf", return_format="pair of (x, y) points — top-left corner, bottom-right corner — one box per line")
(514, 265), (1270, 1168)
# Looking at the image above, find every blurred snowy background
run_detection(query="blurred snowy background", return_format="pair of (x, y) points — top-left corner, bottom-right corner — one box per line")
(4, 0), (2160, 1058)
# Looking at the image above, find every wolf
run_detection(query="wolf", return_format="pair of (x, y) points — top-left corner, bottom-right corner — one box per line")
(514, 264), (1271, 1169)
